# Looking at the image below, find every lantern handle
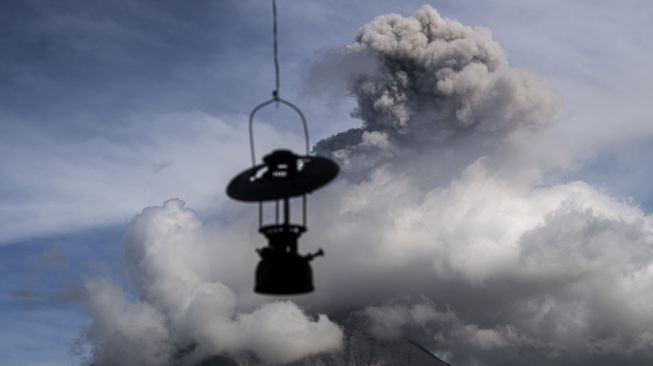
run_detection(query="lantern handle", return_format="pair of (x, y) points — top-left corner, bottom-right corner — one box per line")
(248, 97), (310, 167)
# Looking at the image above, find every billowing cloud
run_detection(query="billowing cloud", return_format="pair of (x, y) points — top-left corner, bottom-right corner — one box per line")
(84, 200), (342, 366)
(308, 163), (653, 365)
(82, 5), (653, 366)
(312, 6), (558, 172)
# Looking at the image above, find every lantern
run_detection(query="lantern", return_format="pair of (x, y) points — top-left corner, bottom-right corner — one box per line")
(226, 98), (339, 294)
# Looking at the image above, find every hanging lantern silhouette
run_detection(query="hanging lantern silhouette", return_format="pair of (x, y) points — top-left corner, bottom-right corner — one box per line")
(227, 0), (339, 295)
(226, 98), (339, 294)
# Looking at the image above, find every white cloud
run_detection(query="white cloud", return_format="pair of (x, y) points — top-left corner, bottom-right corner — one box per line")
(84, 199), (342, 366)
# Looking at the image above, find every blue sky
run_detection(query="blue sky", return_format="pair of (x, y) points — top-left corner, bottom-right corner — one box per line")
(2, 1), (653, 365)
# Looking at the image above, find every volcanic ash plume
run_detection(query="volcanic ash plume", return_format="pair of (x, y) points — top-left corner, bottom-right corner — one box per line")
(313, 5), (558, 170)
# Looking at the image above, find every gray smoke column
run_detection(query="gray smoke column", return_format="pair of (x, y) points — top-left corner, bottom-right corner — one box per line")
(313, 5), (558, 170)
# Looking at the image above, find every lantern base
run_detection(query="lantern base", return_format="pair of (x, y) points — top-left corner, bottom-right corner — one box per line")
(254, 224), (322, 295)
(254, 250), (314, 295)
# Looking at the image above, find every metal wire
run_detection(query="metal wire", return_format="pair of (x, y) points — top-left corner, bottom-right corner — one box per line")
(248, 98), (310, 167)
(248, 0), (310, 165)
(249, 0), (311, 228)
(272, 0), (280, 101)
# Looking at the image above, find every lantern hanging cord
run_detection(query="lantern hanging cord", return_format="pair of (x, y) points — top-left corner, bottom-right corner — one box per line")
(272, 0), (280, 101)
(248, 0), (310, 167)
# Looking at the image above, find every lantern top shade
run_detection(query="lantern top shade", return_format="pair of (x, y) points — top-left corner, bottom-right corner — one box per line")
(226, 149), (339, 202)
